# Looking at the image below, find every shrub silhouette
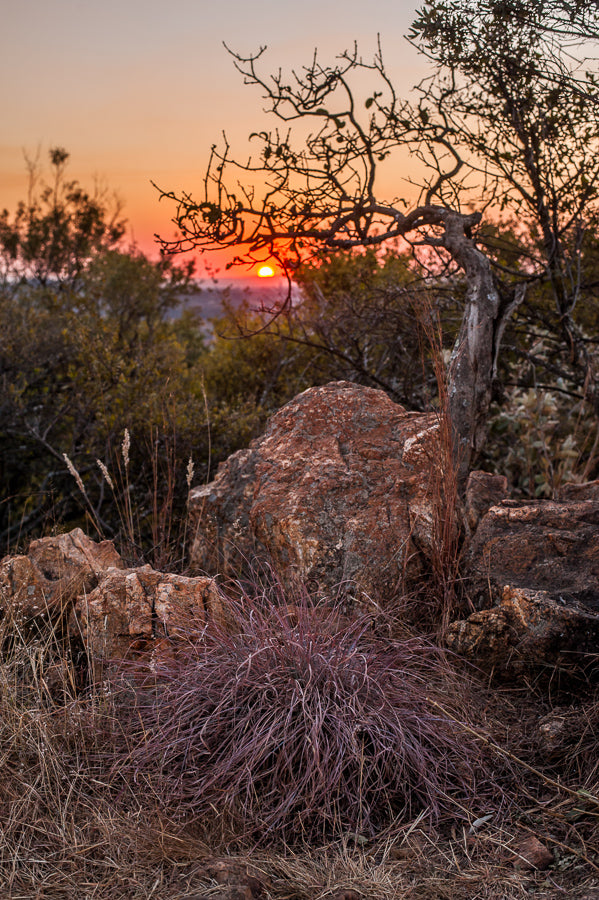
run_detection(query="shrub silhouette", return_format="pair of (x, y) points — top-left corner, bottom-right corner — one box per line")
(118, 598), (488, 843)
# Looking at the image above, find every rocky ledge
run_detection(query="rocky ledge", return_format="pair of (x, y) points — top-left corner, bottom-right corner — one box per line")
(1, 382), (599, 680)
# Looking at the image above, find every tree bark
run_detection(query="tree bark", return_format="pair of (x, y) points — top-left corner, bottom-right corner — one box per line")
(441, 212), (525, 487)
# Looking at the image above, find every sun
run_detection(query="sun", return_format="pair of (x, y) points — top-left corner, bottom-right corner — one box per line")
(257, 264), (275, 278)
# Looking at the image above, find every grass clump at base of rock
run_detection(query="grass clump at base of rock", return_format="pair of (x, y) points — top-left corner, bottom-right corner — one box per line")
(112, 593), (493, 844)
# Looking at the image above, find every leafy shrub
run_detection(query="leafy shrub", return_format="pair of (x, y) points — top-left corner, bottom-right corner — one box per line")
(0, 255), (210, 557)
(117, 597), (489, 843)
(0, 150), (212, 556)
(481, 331), (599, 496)
(0, 146), (125, 287)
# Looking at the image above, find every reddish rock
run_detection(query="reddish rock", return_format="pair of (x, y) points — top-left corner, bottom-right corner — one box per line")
(206, 860), (267, 898)
(557, 479), (599, 501)
(27, 527), (123, 584)
(0, 555), (53, 625)
(537, 711), (568, 754)
(457, 495), (599, 675)
(72, 566), (223, 670)
(446, 585), (599, 675)
(512, 835), (553, 870)
(465, 499), (599, 609)
(331, 893), (362, 900)
(188, 382), (445, 599)
(464, 470), (509, 532)
(0, 528), (124, 627)
(189, 446), (260, 577)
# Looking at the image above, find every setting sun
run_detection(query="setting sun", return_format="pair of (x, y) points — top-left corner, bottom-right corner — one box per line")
(257, 264), (275, 278)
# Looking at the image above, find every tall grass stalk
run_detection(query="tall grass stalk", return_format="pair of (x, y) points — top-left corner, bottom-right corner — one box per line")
(416, 301), (466, 631)
(64, 427), (197, 570)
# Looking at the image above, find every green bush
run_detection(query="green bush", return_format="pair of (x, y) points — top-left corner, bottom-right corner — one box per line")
(0, 250), (211, 563)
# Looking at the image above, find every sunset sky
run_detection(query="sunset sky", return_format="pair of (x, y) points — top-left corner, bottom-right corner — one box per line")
(2, 0), (425, 278)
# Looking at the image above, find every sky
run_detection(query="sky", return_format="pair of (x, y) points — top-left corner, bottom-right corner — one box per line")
(1, 0), (427, 278)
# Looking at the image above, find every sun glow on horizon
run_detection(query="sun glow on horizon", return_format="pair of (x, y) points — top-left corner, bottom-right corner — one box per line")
(257, 264), (276, 278)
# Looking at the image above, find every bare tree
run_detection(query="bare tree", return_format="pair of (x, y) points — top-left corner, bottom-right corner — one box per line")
(156, 43), (528, 485)
(154, 0), (599, 486)
(411, 0), (599, 410)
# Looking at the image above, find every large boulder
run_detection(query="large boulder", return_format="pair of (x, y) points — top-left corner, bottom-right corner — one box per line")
(72, 567), (223, 673)
(0, 528), (124, 627)
(188, 381), (443, 599)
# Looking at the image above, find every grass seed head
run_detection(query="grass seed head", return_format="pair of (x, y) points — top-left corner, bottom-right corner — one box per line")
(122, 428), (131, 468)
(97, 459), (115, 490)
(63, 453), (86, 496)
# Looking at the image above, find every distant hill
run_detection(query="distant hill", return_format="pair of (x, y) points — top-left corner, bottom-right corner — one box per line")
(179, 276), (299, 322)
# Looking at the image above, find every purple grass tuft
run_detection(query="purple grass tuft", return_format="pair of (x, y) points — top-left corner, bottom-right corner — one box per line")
(116, 598), (489, 843)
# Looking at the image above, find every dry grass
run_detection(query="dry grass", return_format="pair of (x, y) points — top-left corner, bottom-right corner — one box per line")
(0, 588), (598, 898)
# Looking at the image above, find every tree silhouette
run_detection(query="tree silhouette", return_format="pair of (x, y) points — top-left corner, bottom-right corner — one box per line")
(156, 3), (599, 484)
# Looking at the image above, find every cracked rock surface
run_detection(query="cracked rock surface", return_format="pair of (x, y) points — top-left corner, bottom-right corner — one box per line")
(0, 528), (124, 627)
(72, 566), (222, 674)
(188, 381), (442, 600)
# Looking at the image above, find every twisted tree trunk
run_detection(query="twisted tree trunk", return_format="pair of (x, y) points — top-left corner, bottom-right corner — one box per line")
(441, 212), (525, 487)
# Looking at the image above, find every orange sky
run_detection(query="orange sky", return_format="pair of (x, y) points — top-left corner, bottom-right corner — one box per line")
(1, 0), (426, 279)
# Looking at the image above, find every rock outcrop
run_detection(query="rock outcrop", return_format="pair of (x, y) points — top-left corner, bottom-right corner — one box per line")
(27, 528), (124, 585)
(188, 381), (445, 600)
(4, 381), (599, 683)
(0, 528), (124, 627)
(452, 496), (599, 675)
(72, 567), (222, 673)
(464, 470), (509, 532)
(464, 498), (599, 608)
(446, 584), (599, 676)
(0, 528), (222, 674)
